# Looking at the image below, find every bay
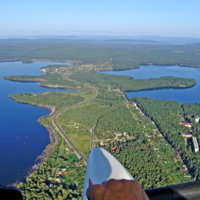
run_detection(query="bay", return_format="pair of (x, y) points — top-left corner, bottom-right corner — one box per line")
(100, 65), (200, 103)
(0, 61), (74, 186)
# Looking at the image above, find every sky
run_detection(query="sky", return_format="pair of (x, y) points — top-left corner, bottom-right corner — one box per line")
(0, 0), (200, 38)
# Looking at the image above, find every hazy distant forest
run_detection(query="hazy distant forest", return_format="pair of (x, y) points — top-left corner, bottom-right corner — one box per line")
(1, 39), (200, 69)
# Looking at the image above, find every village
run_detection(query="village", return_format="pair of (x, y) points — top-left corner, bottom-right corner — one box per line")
(127, 102), (195, 179)
(91, 100), (195, 182)
(180, 114), (200, 152)
(40, 63), (113, 77)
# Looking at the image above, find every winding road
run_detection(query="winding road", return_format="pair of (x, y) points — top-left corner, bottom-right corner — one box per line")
(52, 86), (99, 165)
(90, 124), (96, 151)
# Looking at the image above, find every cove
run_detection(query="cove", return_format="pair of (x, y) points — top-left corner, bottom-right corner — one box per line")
(100, 65), (200, 103)
(0, 61), (74, 186)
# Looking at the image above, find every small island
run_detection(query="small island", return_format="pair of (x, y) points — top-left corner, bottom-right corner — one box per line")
(4, 64), (196, 92)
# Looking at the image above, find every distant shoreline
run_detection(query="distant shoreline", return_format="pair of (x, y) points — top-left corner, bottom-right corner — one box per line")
(124, 84), (196, 93)
(0, 58), (79, 63)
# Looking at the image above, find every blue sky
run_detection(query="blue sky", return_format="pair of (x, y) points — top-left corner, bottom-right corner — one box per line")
(0, 0), (200, 38)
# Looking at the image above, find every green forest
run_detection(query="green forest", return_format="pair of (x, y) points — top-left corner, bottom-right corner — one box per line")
(105, 139), (176, 189)
(4, 73), (81, 88)
(1, 42), (200, 69)
(70, 72), (196, 91)
(10, 91), (84, 111)
(133, 97), (200, 180)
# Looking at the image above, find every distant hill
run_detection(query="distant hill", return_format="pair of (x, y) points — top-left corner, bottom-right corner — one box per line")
(106, 39), (162, 44)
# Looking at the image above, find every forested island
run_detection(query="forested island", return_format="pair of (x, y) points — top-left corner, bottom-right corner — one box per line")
(4, 71), (196, 92)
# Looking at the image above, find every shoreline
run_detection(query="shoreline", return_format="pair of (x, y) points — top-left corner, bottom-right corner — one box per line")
(0, 58), (79, 64)
(9, 95), (56, 116)
(1, 59), (200, 70)
(39, 83), (79, 91)
(9, 124), (58, 187)
(99, 63), (200, 73)
(124, 83), (196, 93)
(7, 99), (58, 187)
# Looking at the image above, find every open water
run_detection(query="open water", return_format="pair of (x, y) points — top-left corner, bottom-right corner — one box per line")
(101, 65), (200, 103)
(0, 61), (74, 185)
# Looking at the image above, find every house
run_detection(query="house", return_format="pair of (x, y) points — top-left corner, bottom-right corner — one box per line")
(55, 176), (64, 184)
(56, 167), (67, 175)
(192, 137), (199, 152)
(56, 171), (63, 175)
(111, 147), (117, 151)
(194, 115), (200, 123)
(100, 141), (105, 146)
(133, 103), (137, 107)
(75, 181), (79, 186)
(123, 132), (127, 136)
(116, 133), (122, 137)
(180, 122), (193, 128)
(65, 147), (70, 152)
(60, 167), (66, 171)
(182, 165), (188, 171)
(181, 133), (192, 138)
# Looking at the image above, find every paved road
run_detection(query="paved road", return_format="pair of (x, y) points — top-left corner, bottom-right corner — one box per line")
(52, 86), (99, 165)
(90, 124), (96, 151)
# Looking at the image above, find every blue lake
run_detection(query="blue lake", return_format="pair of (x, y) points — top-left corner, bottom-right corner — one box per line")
(101, 65), (200, 103)
(0, 61), (74, 185)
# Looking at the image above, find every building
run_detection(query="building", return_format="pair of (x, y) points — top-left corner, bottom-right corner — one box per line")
(55, 177), (64, 184)
(123, 132), (127, 136)
(181, 133), (193, 138)
(111, 147), (117, 151)
(65, 147), (70, 152)
(100, 141), (106, 146)
(192, 137), (199, 152)
(180, 122), (193, 128)
(194, 115), (200, 123)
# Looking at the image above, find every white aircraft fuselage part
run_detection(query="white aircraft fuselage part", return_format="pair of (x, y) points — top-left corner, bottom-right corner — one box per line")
(83, 147), (134, 200)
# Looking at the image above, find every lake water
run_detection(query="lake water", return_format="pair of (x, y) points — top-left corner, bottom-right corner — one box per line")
(0, 61), (74, 186)
(101, 65), (200, 103)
